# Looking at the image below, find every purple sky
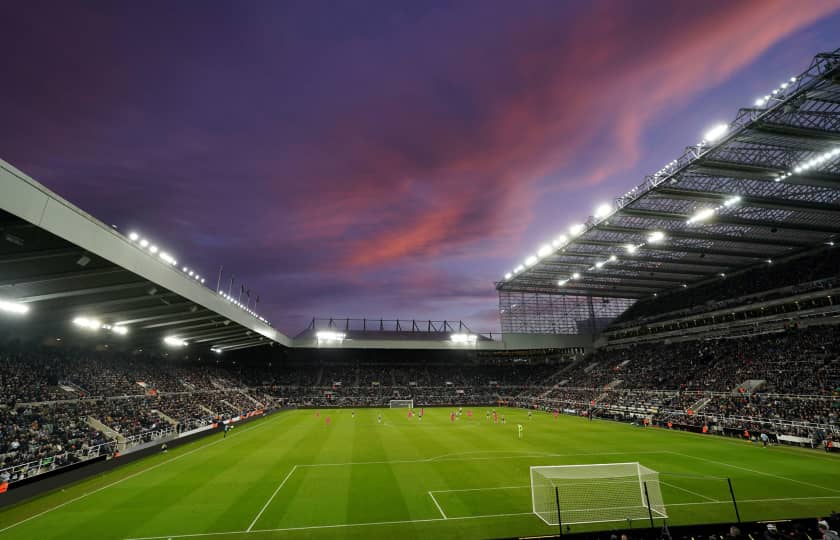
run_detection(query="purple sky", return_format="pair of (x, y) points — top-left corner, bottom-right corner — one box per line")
(1, 1), (839, 335)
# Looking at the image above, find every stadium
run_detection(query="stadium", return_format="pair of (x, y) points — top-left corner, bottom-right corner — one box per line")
(1, 7), (839, 540)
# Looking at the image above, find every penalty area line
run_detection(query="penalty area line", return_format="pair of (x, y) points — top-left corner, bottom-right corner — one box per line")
(428, 491), (447, 519)
(247, 465), (298, 531)
(124, 511), (538, 539)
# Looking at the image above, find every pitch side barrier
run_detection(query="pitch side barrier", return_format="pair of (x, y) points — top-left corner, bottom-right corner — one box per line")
(0, 407), (291, 508)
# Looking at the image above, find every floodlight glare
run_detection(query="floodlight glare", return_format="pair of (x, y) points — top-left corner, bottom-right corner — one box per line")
(595, 261), (605, 269)
(149, 245), (158, 254)
(703, 123), (728, 143)
(558, 279), (568, 286)
(569, 223), (585, 237)
(608, 255), (617, 262)
(594, 203), (612, 219)
(128, 232), (139, 241)
(571, 272), (581, 280)
(139, 239), (149, 248)
(111, 326), (128, 336)
(625, 244), (638, 254)
(73, 317), (102, 330)
(647, 231), (666, 244)
(723, 195), (742, 207)
(315, 331), (346, 344)
(687, 208), (716, 224)
(537, 244), (552, 258)
(504, 272), (512, 280)
(0, 299), (29, 315)
(450, 333), (477, 345)
(163, 336), (187, 347)
(524, 255), (538, 267)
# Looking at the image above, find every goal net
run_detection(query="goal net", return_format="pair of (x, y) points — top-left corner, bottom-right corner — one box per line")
(530, 462), (667, 526)
(389, 399), (414, 408)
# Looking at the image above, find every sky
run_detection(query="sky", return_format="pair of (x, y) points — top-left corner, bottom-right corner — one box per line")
(1, 1), (839, 335)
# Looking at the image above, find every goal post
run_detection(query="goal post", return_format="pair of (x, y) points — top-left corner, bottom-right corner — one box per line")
(389, 399), (413, 408)
(530, 462), (667, 527)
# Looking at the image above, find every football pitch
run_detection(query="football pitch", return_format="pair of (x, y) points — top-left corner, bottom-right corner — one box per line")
(0, 408), (838, 539)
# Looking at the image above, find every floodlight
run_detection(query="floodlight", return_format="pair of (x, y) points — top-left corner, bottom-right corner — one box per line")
(211, 348), (222, 354)
(687, 208), (715, 224)
(625, 244), (638, 254)
(73, 317), (102, 330)
(111, 326), (128, 336)
(558, 279), (568, 286)
(723, 195), (741, 207)
(149, 245), (158, 254)
(513, 265), (524, 274)
(537, 244), (552, 258)
(569, 223), (585, 236)
(128, 232), (139, 241)
(524, 255), (538, 267)
(139, 239), (149, 248)
(164, 336), (187, 347)
(571, 272), (581, 280)
(450, 333), (477, 345)
(703, 123), (728, 143)
(647, 231), (665, 244)
(315, 331), (346, 343)
(0, 299), (29, 315)
(594, 203), (612, 219)
(504, 272), (512, 280)
(159, 252), (176, 265)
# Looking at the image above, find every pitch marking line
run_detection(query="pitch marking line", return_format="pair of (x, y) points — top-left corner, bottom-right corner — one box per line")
(667, 451), (840, 494)
(428, 491), (447, 519)
(0, 417), (278, 535)
(430, 485), (530, 494)
(123, 495), (840, 540)
(247, 465), (298, 531)
(659, 480), (721, 502)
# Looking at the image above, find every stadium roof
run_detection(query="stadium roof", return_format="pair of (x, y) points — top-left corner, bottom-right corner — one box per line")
(0, 161), (289, 352)
(497, 48), (840, 300)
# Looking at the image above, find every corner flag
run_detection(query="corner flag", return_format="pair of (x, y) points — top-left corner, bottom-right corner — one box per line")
(517, 424), (523, 439)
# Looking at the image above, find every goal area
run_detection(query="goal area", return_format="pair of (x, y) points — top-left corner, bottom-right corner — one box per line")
(530, 462), (667, 526)
(389, 399), (413, 408)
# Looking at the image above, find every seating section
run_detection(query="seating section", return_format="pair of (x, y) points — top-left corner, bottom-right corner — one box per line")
(1, 325), (839, 483)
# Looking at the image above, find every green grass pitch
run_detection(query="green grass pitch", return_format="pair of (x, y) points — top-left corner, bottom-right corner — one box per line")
(1, 408), (838, 539)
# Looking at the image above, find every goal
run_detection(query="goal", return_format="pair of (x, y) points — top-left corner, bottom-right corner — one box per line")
(530, 462), (667, 526)
(389, 399), (413, 408)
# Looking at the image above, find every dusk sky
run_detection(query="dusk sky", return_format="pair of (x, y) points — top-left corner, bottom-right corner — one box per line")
(1, 1), (839, 335)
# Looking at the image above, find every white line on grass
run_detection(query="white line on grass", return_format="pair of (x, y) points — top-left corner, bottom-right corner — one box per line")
(296, 450), (670, 468)
(123, 495), (840, 540)
(247, 466), (298, 531)
(667, 451), (840, 494)
(659, 480), (722, 502)
(428, 491), (447, 519)
(0, 416), (277, 535)
(430, 485), (530, 494)
(668, 495), (840, 507)
(125, 511), (537, 539)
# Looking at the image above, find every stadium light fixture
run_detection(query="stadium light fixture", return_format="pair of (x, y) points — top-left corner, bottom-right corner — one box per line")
(703, 123), (728, 143)
(450, 333), (477, 345)
(524, 255), (538, 267)
(164, 336), (188, 347)
(571, 272), (581, 280)
(558, 279), (568, 286)
(110, 325), (128, 336)
(647, 231), (665, 244)
(723, 195), (742, 207)
(594, 203), (612, 219)
(159, 252), (177, 265)
(0, 299), (29, 315)
(73, 317), (102, 330)
(211, 347), (222, 354)
(504, 272), (512, 280)
(128, 232), (139, 241)
(537, 244), (552, 258)
(139, 239), (149, 248)
(315, 331), (346, 344)
(608, 254), (617, 262)
(513, 265), (524, 274)
(149, 245), (158, 254)
(595, 261), (605, 269)
(687, 208), (716, 224)
(569, 223), (585, 237)
(625, 244), (638, 254)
